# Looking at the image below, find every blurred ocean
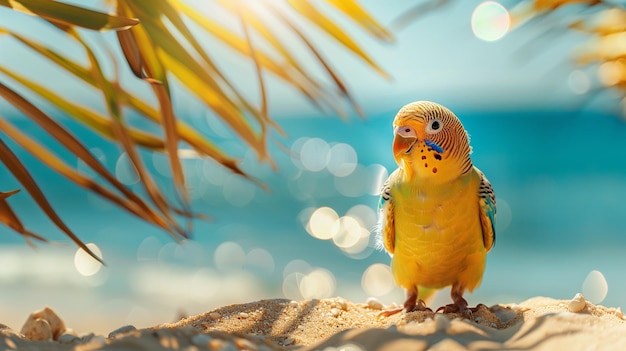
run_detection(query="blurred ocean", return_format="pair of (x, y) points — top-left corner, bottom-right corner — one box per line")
(0, 106), (625, 333)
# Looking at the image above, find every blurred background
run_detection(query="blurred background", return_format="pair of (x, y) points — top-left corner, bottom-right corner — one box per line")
(1, 0), (625, 334)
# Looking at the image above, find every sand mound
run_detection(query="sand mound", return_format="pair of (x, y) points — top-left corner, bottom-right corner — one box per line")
(2, 296), (625, 350)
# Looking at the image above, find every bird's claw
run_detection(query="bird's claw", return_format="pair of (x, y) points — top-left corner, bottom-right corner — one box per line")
(376, 308), (403, 319)
(436, 303), (485, 319)
(410, 299), (433, 313)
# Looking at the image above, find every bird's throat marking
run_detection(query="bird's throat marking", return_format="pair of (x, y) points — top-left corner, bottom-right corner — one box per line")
(425, 139), (444, 153)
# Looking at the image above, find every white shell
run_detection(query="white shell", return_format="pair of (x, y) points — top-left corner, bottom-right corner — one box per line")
(366, 297), (384, 310)
(568, 293), (587, 313)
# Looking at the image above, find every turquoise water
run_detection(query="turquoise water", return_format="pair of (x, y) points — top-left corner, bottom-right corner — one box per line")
(0, 107), (625, 332)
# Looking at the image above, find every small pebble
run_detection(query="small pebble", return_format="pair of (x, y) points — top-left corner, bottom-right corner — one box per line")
(208, 339), (225, 350)
(191, 334), (211, 347)
(234, 337), (258, 351)
(330, 308), (340, 317)
(239, 312), (249, 319)
(335, 298), (348, 311)
(366, 297), (383, 310)
(108, 325), (137, 338)
(282, 338), (295, 346)
(57, 333), (79, 344)
(490, 323), (498, 328)
(568, 293), (587, 313)
(289, 301), (299, 308)
(79, 332), (96, 343)
(209, 312), (221, 320)
(21, 318), (52, 341)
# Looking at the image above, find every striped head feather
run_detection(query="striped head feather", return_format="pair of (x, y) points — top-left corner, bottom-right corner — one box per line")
(392, 101), (473, 183)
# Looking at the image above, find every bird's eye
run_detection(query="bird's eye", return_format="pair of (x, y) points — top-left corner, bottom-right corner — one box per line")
(426, 119), (443, 134)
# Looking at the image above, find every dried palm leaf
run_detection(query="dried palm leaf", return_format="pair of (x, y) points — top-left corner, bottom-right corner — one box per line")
(0, 0), (138, 30)
(0, 135), (103, 264)
(0, 0), (394, 258)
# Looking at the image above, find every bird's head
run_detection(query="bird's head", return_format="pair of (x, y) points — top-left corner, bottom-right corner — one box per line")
(392, 101), (473, 182)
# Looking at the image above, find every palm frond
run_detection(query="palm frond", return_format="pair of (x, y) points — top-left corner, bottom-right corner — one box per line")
(510, 0), (626, 112)
(0, 0), (138, 30)
(0, 0), (391, 258)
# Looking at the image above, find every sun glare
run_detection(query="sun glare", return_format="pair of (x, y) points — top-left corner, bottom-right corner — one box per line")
(74, 243), (103, 276)
(471, 1), (510, 42)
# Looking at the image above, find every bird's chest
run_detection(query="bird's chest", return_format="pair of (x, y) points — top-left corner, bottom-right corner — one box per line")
(391, 180), (479, 246)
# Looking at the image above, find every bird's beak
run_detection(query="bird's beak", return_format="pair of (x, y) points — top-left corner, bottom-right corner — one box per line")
(393, 125), (418, 157)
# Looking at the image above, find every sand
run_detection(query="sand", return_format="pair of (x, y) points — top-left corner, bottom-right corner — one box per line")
(2, 295), (626, 350)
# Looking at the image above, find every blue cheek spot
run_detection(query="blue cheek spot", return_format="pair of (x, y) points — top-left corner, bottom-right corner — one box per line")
(425, 139), (444, 153)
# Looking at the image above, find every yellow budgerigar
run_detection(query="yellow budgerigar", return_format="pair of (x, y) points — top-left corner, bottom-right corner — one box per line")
(377, 101), (496, 317)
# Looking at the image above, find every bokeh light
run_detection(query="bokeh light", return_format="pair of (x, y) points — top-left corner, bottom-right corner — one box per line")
(298, 268), (336, 299)
(282, 272), (305, 301)
(300, 138), (330, 172)
(568, 70), (590, 95)
(331, 216), (363, 249)
(306, 206), (376, 258)
(471, 1), (510, 42)
(282, 260), (336, 300)
(213, 241), (246, 272)
(582, 270), (608, 304)
(338, 228), (371, 257)
(283, 259), (312, 279)
(327, 143), (358, 177)
(222, 175), (256, 207)
(307, 207), (339, 240)
(346, 205), (377, 231)
(136, 236), (162, 262)
(365, 164), (389, 196)
(598, 60), (626, 87)
(361, 263), (394, 297)
(74, 243), (103, 277)
(245, 248), (275, 275)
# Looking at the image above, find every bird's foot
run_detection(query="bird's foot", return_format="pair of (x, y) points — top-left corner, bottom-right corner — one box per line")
(410, 299), (433, 313)
(436, 303), (487, 319)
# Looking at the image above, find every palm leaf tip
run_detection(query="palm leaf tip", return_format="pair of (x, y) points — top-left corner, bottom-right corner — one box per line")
(0, 0), (139, 31)
(0, 189), (21, 199)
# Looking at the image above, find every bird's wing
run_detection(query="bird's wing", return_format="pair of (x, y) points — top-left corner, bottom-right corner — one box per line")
(377, 171), (396, 255)
(476, 167), (496, 252)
